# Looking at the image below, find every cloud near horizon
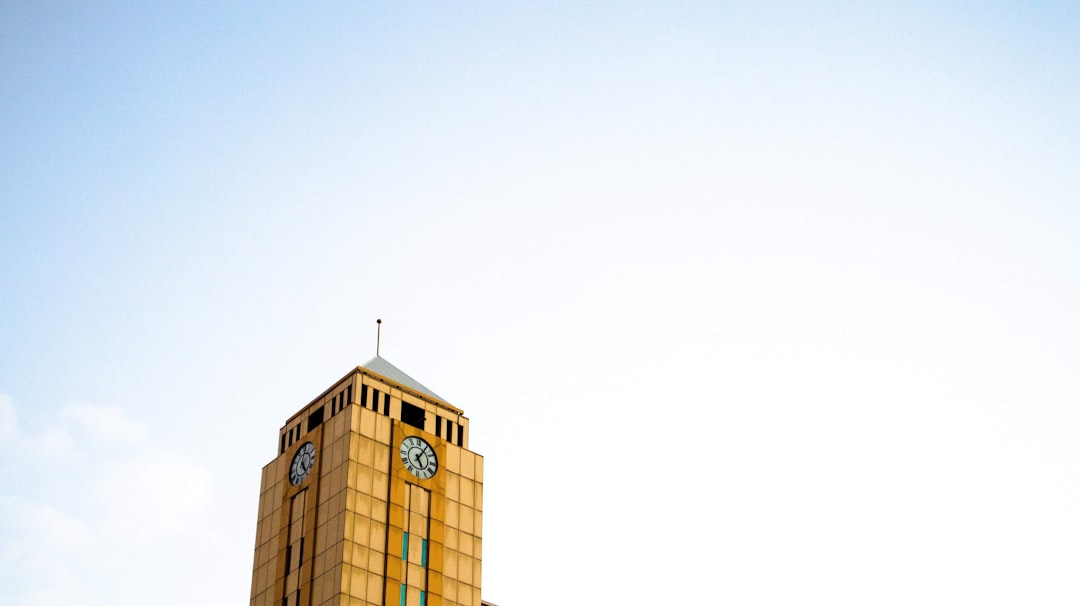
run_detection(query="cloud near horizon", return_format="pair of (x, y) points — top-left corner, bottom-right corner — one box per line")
(0, 395), (214, 606)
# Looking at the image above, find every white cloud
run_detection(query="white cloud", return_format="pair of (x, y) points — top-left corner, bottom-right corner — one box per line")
(95, 450), (212, 544)
(0, 496), (94, 606)
(28, 500), (93, 553)
(65, 402), (149, 445)
(0, 394), (17, 441)
(0, 396), (216, 605)
(31, 423), (81, 464)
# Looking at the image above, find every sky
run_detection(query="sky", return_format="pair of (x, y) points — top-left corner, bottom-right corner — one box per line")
(2, 2), (1079, 604)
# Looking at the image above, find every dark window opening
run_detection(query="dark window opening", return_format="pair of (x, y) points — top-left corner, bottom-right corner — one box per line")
(280, 433), (287, 454)
(284, 545), (292, 574)
(361, 385), (368, 409)
(401, 402), (426, 430)
(457, 424), (463, 446)
(435, 417), (442, 438)
(307, 406), (324, 431)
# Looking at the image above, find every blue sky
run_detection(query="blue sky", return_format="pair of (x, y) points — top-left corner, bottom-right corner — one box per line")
(2, 2), (1080, 604)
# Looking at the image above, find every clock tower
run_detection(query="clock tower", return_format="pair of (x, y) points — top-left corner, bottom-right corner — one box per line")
(249, 356), (483, 606)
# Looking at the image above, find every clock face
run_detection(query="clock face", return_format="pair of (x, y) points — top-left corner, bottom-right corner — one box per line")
(289, 442), (316, 486)
(399, 436), (438, 479)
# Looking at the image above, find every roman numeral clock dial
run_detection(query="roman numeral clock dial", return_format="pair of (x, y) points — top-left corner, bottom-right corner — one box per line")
(289, 442), (316, 486)
(399, 436), (438, 479)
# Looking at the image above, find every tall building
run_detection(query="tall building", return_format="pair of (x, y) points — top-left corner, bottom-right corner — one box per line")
(250, 356), (484, 606)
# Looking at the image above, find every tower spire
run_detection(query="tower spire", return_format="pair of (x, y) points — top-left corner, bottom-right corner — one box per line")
(376, 318), (382, 356)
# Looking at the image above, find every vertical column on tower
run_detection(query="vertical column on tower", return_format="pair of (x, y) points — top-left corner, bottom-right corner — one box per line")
(397, 484), (431, 606)
(283, 490), (307, 606)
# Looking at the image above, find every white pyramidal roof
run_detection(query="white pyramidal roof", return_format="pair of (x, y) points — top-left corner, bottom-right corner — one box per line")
(360, 356), (445, 403)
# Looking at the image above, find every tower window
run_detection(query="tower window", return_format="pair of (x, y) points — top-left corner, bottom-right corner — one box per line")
(370, 388), (385, 414)
(401, 402), (426, 430)
(307, 406), (324, 431)
(361, 385), (368, 409)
